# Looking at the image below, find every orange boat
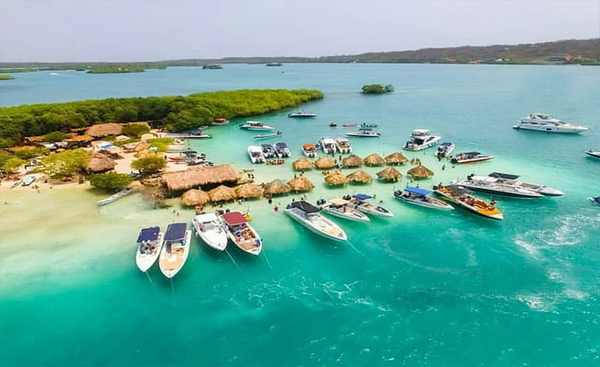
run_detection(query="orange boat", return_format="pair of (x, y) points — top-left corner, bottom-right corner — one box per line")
(302, 143), (317, 158)
(434, 184), (504, 220)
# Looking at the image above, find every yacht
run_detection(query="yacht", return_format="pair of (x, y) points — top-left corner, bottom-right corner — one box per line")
(586, 149), (600, 159)
(288, 110), (317, 118)
(319, 137), (338, 154)
(261, 143), (277, 158)
(435, 142), (455, 158)
(192, 213), (228, 251)
(513, 113), (589, 133)
(274, 142), (291, 158)
(433, 184), (503, 220)
(334, 138), (352, 154)
(450, 152), (493, 164)
(159, 223), (192, 278)
(135, 226), (164, 272)
(403, 129), (441, 151)
(221, 211), (262, 255)
(394, 187), (454, 211)
(247, 145), (266, 164)
(302, 143), (318, 158)
(456, 174), (543, 198)
(484, 172), (564, 196)
(316, 198), (370, 222)
(343, 194), (394, 218)
(285, 201), (348, 241)
(346, 129), (381, 138)
(239, 121), (275, 131)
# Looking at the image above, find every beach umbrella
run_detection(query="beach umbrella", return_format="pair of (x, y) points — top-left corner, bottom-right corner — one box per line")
(347, 170), (373, 184)
(314, 156), (337, 169)
(385, 152), (408, 165)
(376, 166), (402, 182)
(262, 179), (292, 196)
(324, 171), (349, 186)
(86, 152), (115, 173)
(407, 164), (434, 179)
(363, 153), (385, 166)
(208, 185), (237, 202)
(292, 158), (314, 171)
(234, 183), (263, 199)
(342, 154), (363, 168)
(287, 176), (315, 192)
(181, 189), (210, 207)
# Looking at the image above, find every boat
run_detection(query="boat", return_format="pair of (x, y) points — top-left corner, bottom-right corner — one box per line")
(345, 128), (381, 138)
(302, 143), (318, 158)
(260, 144), (277, 158)
(393, 187), (454, 211)
(221, 211), (262, 255)
(186, 133), (212, 139)
(158, 223), (192, 278)
(433, 184), (504, 220)
(435, 142), (455, 158)
(288, 110), (317, 118)
(485, 172), (564, 196)
(239, 121), (275, 131)
(284, 201), (348, 241)
(586, 149), (600, 159)
(588, 196), (600, 207)
(274, 142), (291, 158)
(135, 226), (164, 272)
(403, 129), (441, 151)
(10, 180), (22, 189)
(316, 198), (370, 222)
(97, 188), (133, 206)
(211, 118), (230, 126)
(513, 113), (589, 134)
(329, 122), (337, 127)
(360, 123), (378, 128)
(192, 213), (228, 251)
(21, 175), (36, 186)
(343, 194), (394, 218)
(456, 174), (543, 198)
(254, 131), (282, 140)
(342, 124), (357, 128)
(334, 138), (352, 154)
(319, 137), (338, 154)
(247, 145), (266, 164)
(450, 152), (494, 164)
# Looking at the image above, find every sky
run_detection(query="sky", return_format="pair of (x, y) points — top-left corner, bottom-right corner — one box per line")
(0, 0), (599, 62)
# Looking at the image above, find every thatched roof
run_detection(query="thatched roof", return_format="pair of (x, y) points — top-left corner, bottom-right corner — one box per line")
(208, 185), (237, 202)
(363, 153), (385, 166)
(64, 134), (93, 143)
(325, 171), (349, 186)
(181, 189), (210, 206)
(135, 142), (150, 152)
(262, 179), (292, 195)
(377, 166), (402, 182)
(407, 165), (434, 179)
(163, 164), (241, 191)
(85, 123), (123, 138)
(342, 154), (363, 168)
(287, 176), (315, 192)
(314, 156), (337, 169)
(86, 152), (115, 173)
(140, 133), (156, 142)
(235, 183), (263, 199)
(347, 170), (373, 184)
(385, 152), (408, 165)
(292, 158), (313, 171)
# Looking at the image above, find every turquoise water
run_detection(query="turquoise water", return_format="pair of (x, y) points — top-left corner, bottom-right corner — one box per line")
(1, 64), (599, 365)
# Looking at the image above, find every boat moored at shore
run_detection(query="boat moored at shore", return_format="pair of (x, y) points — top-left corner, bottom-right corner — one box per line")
(513, 113), (589, 133)
(434, 184), (504, 220)
(135, 226), (164, 272)
(394, 187), (454, 211)
(319, 137), (337, 154)
(159, 223), (192, 278)
(334, 138), (352, 154)
(450, 152), (494, 164)
(274, 141), (291, 158)
(221, 211), (262, 255)
(302, 144), (318, 158)
(211, 118), (230, 126)
(98, 188), (133, 206)
(435, 142), (455, 158)
(344, 194), (394, 217)
(285, 200), (348, 241)
(248, 145), (266, 164)
(192, 213), (228, 251)
(316, 198), (371, 222)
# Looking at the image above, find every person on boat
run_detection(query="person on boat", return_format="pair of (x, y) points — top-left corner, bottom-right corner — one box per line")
(489, 200), (497, 210)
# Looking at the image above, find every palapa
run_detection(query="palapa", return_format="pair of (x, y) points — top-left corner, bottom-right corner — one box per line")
(287, 176), (315, 192)
(342, 154), (363, 168)
(314, 156), (337, 169)
(181, 189), (210, 206)
(377, 166), (402, 182)
(407, 164), (434, 179)
(385, 152), (408, 165)
(292, 158), (313, 171)
(363, 153), (385, 166)
(347, 170), (373, 184)
(262, 179), (292, 195)
(208, 185), (237, 202)
(163, 164), (241, 192)
(86, 152), (115, 173)
(325, 171), (349, 186)
(235, 183), (263, 199)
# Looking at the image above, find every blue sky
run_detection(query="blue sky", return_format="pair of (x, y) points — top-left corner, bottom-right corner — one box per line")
(1, 0), (599, 62)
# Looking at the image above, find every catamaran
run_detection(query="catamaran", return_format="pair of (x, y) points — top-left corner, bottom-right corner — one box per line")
(159, 223), (192, 278)
(434, 184), (504, 220)
(285, 201), (348, 241)
(192, 213), (228, 251)
(316, 198), (370, 222)
(221, 211), (262, 255)
(239, 121), (275, 131)
(513, 113), (589, 133)
(394, 187), (454, 211)
(135, 226), (164, 272)
(344, 194), (394, 218)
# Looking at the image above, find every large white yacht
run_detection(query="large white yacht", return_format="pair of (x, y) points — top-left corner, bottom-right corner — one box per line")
(247, 145), (266, 164)
(239, 121), (275, 131)
(513, 113), (588, 134)
(403, 129), (441, 151)
(465, 172), (564, 197)
(285, 201), (348, 242)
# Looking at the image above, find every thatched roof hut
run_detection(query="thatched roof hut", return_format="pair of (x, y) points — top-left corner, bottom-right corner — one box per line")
(86, 152), (115, 173)
(342, 154), (363, 168)
(235, 183), (263, 199)
(140, 133), (156, 142)
(262, 179), (292, 196)
(407, 165), (434, 179)
(287, 176), (315, 192)
(208, 185), (237, 202)
(292, 158), (313, 171)
(325, 171), (349, 186)
(347, 170), (373, 184)
(181, 189), (210, 207)
(314, 156), (337, 169)
(377, 167), (402, 182)
(385, 152), (408, 165)
(135, 142), (150, 152)
(85, 123), (123, 138)
(363, 154), (385, 166)
(163, 164), (241, 192)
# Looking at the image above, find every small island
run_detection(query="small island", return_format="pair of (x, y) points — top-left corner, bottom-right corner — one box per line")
(361, 84), (394, 94)
(266, 62), (283, 67)
(202, 64), (223, 70)
(0, 75), (15, 80)
(87, 67), (145, 74)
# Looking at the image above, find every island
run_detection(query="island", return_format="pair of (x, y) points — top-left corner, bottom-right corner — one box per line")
(86, 67), (146, 74)
(202, 64), (223, 69)
(361, 84), (394, 94)
(266, 62), (283, 67)
(0, 75), (15, 80)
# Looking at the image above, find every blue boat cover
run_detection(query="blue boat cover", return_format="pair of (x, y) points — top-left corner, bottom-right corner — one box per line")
(405, 187), (431, 196)
(275, 142), (288, 148)
(137, 226), (160, 242)
(165, 223), (187, 241)
(353, 194), (373, 200)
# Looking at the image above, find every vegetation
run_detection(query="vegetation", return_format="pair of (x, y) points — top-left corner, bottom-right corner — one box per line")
(0, 75), (14, 80)
(14, 146), (50, 160)
(146, 138), (173, 152)
(361, 84), (394, 94)
(87, 67), (145, 74)
(202, 64), (223, 69)
(121, 123), (150, 138)
(36, 149), (87, 180)
(266, 62), (282, 66)
(2, 157), (25, 173)
(0, 68), (37, 73)
(131, 156), (166, 175)
(89, 172), (133, 191)
(43, 131), (68, 142)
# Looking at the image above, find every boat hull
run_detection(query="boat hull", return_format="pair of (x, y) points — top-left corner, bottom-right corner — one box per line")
(285, 209), (348, 241)
(586, 150), (600, 159)
(322, 206), (370, 222)
(456, 182), (542, 198)
(226, 225), (262, 255)
(513, 124), (588, 134)
(451, 156), (493, 164)
(435, 190), (503, 220)
(192, 217), (228, 251)
(136, 233), (164, 272)
(394, 193), (454, 211)
(159, 230), (192, 278)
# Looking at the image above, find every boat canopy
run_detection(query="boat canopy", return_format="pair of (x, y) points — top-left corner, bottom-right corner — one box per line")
(489, 172), (520, 180)
(303, 144), (315, 149)
(353, 194), (373, 200)
(275, 142), (288, 148)
(445, 185), (472, 194)
(289, 200), (321, 213)
(194, 213), (218, 223)
(222, 212), (248, 226)
(261, 144), (274, 149)
(440, 142), (453, 146)
(405, 187), (431, 196)
(164, 223), (187, 241)
(137, 227), (160, 242)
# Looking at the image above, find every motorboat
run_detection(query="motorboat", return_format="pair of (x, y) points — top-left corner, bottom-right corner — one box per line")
(343, 194), (394, 218)
(316, 198), (370, 222)
(211, 117), (230, 126)
(285, 201), (348, 241)
(302, 143), (318, 158)
(485, 172), (564, 196)
(274, 142), (291, 158)
(135, 226), (164, 272)
(403, 129), (441, 151)
(360, 123), (378, 128)
(192, 213), (228, 251)
(98, 188), (134, 206)
(345, 129), (381, 138)
(435, 142), (455, 158)
(334, 138), (352, 154)
(260, 144), (277, 159)
(254, 131), (282, 140)
(394, 187), (454, 211)
(319, 137), (338, 154)
(247, 145), (266, 164)
(10, 179), (22, 189)
(513, 113), (589, 134)
(456, 174), (543, 198)
(239, 121), (275, 131)
(329, 122), (337, 127)
(588, 196), (600, 207)
(159, 223), (192, 278)
(288, 110), (317, 118)
(221, 211), (262, 255)
(343, 124), (357, 128)
(433, 184), (504, 220)
(586, 149), (600, 159)
(21, 175), (37, 186)
(450, 152), (493, 164)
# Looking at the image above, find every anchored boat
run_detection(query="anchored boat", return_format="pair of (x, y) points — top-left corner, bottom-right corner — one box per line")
(344, 194), (394, 218)
(221, 211), (262, 255)
(159, 223), (192, 278)
(513, 113), (588, 134)
(135, 226), (164, 272)
(394, 187), (454, 211)
(317, 198), (371, 222)
(434, 184), (504, 220)
(192, 213), (228, 251)
(285, 201), (348, 241)
(450, 152), (494, 164)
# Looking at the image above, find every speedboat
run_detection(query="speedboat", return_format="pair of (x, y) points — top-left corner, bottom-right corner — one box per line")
(288, 110), (317, 118)
(343, 194), (394, 218)
(463, 173), (564, 197)
(285, 201), (348, 241)
(588, 196), (600, 207)
(394, 187), (454, 211)
(221, 211), (262, 255)
(456, 174), (542, 198)
(434, 184), (504, 220)
(513, 113), (589, 133)
(135, 226), (164, 272)
(211, 118), (230, 126)
(239, 121), (275, 131)
(98, 188), (134, 206)
(261, 144), (277, 158)
(254, 131), (282, 140)
(403, 129), (441, 151)
(334, 138), (352, 154)
(343, 124), (357, 128)
(247, 145), (266, 164)
(316, 198), (370, 222)
(450, 152), (493, 164)
(274, 142), (291, 158)
(302, 143), (318, 158)
(319, 137), (338, 154)
(192, 213), (228, 251)
(435, 142), (455, 158)
(586, 149), (600, 159)
(159, 223), (192, 278)
(10, 179), (22, 189)
(346, 129), (381, 138)
(22, 175), (37, 186)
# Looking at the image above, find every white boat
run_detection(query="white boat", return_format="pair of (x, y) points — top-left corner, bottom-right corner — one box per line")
(403, 129), (441, 151)
(254, 131), (282, 140)
(192, 213), (228, 251)
(450, 152), (494, 164)
(435, 142), (455, 158)
(22, 175), (37, 186)
(346, 129), (381, 138)
(247, 145), (266, 164)
(98, 188), (133, 206)
(513, 113), (589, 133)
(10, 180), (22, 189)
(260, 143), (277, 158)
(484, 172), (564, 196)
(221, 211), (262, 255)
(302, 143), (318, 158)
(211, 118), (230, 126)
(456, 175), (543, 198)
(135, 226), (164, 272)
(344, 194), (394, 217)
(586, 149), (600, 159)
(285, 201), (348, 241)
(239, 121), (275, 131)
(334, 138), (352, 154)
(319, 137), (338, 154)
(394, 187), (454, 211)
(588, 196), (600, 207)
(274, 141), (291, 158)
(288, 110), (317, 118)
(159, 223), (192, 278)
(316, 198), (370, 222)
